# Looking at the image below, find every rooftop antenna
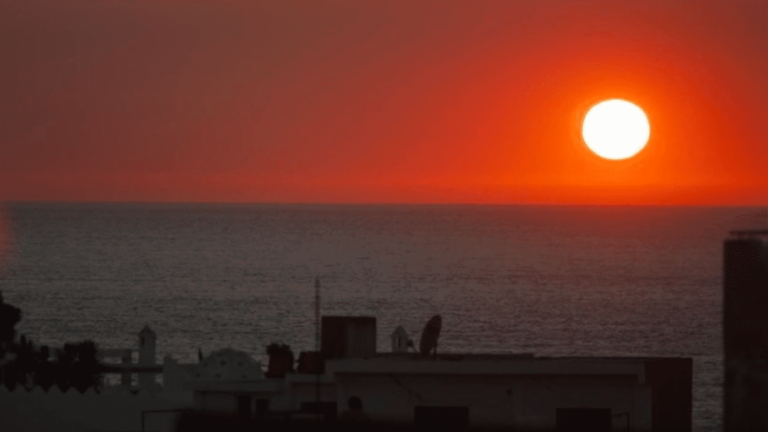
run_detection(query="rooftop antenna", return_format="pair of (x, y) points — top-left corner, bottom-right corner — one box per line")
(419, 315), (442, 359)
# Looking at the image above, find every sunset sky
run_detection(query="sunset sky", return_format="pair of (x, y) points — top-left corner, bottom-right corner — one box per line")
(1, 0), (767, 205)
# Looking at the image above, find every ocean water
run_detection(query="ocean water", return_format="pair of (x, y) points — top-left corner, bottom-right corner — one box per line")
(1, 203), (766, 431)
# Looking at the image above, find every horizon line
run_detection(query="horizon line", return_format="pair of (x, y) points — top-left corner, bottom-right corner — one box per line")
(2, 199), (766, 208)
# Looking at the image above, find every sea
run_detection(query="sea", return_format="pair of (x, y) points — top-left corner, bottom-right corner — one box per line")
(1, 202), (767, 431)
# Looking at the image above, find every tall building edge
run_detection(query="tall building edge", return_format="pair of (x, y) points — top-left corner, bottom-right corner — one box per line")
(723, 237), (768, 432)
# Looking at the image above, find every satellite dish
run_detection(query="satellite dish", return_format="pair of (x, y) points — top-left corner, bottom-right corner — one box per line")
(419, 315), (442, 358)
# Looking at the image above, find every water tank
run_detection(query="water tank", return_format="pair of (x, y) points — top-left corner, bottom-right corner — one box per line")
(321, 316), (376, 359)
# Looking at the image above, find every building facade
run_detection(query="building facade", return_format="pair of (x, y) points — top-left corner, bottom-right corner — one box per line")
(184, 316), (692, 431)
(723, 231), (768, 432)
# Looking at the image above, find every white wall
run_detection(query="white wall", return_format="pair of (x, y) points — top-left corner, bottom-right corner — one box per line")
(199, 392), (238, 414)
(0, 386), (189, 432)
(335, 374), (651, 431)
(511, 378), (651, 431)
(288, 381), (337, 410)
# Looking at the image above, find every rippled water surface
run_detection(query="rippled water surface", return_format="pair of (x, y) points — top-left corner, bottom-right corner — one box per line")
(1, 203), (766, 431)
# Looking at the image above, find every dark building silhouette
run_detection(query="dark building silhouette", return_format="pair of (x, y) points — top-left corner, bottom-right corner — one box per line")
(321, 316), (376, 360)
(724, 231), (768, 431)
(183, 315), (692, 431)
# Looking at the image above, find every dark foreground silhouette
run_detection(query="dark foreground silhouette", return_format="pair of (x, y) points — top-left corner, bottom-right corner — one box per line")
(173, 410), (610, 432)
(0, 291), (103, 392)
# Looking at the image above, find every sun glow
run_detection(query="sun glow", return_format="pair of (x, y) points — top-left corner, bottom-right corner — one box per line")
(582, 99), (650, 160)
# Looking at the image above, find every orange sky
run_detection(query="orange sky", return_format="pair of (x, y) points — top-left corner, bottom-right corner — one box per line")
(1, 0), (767, 205)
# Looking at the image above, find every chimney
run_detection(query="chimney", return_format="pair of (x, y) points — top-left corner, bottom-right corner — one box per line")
(391, 326), (410, 353)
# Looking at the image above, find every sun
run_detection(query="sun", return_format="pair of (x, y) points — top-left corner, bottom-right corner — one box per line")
(582, 99), (650, 160)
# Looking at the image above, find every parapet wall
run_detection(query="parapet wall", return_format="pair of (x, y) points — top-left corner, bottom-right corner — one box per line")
(0, 385), (192, 432)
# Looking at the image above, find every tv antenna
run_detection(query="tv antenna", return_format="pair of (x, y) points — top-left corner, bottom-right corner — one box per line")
(419, 315), (442, 359)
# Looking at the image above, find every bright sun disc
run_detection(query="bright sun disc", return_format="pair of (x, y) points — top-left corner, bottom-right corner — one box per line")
(582, 99), (650, 160)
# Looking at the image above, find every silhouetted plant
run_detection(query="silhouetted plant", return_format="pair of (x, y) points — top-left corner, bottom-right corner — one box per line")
(0, 291), (21, 350)
(4, 334), (37, 390)
(34, 345), (55, 391)
(0, 292), (104, 392)
(0, 291), (22, 388)
(266, 343), (292, 356)
(55, 340), (104, 393)
(266, 343), (294, 377)
(0, 335), (55, 391)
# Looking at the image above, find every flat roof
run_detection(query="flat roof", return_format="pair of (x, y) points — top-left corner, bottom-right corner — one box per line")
(371, 352), (689, 362)
(327, 357), (648, 381)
